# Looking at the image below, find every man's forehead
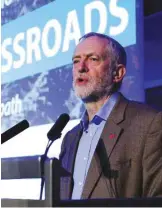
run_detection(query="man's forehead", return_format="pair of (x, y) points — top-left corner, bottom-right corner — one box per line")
(74, 36), (108, 56)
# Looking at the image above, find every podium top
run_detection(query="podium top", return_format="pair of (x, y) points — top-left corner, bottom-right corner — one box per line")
(1, 155), (42, 179)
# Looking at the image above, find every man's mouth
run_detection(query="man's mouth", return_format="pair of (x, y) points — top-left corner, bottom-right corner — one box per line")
(76, 77), (88, 85)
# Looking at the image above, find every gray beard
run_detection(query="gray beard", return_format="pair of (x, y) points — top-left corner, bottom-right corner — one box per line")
(73, 73), (114, 103)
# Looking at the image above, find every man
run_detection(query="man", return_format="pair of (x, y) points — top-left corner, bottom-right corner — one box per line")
(59, 32), (162, 199)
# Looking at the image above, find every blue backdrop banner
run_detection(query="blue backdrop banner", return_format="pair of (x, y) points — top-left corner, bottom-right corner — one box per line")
(1, 0), (144, 132)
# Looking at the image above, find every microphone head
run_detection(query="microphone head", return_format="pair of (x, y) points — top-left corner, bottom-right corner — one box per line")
(1, 120), (29, 144)
(47, 113), (70, 141)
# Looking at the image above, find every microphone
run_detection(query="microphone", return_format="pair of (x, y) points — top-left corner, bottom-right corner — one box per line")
(47, 113), (70, 141)
(1, 120), (29, 144)
(39, 113), (70, 200)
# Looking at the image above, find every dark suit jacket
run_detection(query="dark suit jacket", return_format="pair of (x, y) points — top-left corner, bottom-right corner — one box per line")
(59, 93), (162, 199)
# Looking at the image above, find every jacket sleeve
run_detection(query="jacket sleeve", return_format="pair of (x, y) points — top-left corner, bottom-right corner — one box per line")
(142, 111), (162, 196)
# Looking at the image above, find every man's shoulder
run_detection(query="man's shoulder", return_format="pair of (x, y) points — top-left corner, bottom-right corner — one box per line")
(59, 122), (82, 158)
(116, 94), (162, 134)
(117, 93), (159, 115)
(122, 95), (162, 129)
(66, 122), (82, 135)
(127, 98), (160, 117)
(116, 93), (161, 124)
(61, 122), (82, 146)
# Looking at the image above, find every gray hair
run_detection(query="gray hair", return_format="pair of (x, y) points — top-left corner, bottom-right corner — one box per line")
(79, 32), (127, 92)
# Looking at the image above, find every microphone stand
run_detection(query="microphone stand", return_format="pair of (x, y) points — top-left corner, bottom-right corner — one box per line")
(39, 133), (61, 200)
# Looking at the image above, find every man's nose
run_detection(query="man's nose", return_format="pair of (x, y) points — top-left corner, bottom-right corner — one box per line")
(78, 60), (88, 73)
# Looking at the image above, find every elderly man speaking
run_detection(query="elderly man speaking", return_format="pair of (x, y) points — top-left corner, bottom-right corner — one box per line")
(59, 32), (162, 200)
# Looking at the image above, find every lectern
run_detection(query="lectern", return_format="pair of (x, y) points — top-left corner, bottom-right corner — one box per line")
(1, 155), (62, 207)
(2, 155), (162, 207)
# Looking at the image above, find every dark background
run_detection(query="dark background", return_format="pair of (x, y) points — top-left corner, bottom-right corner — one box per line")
(144, 0), (162, 110)
(144, 0), (162, 16)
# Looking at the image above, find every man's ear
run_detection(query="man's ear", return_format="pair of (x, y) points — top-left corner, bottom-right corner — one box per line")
(113, 64), (126, 83)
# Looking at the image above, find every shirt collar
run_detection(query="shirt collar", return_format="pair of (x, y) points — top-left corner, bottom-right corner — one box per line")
(80, 92), (120, 131)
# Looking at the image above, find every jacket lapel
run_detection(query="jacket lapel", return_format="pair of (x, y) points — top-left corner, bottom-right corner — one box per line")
(101, 120), (123, 158)
(81, 94), (128, 198)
